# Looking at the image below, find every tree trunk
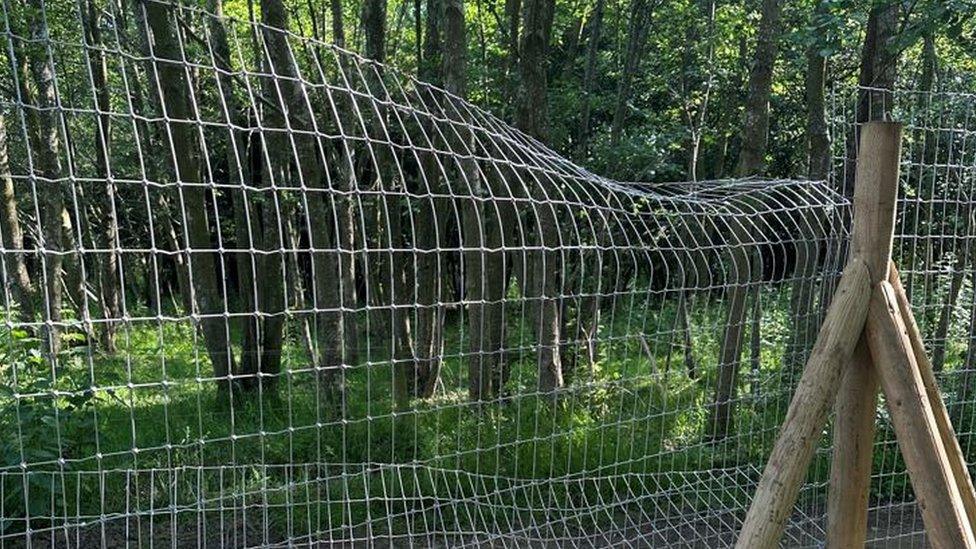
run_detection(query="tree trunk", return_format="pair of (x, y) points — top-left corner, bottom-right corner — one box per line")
(680, 0), (716, 183)
(328, 0), (360, 368)
(841, 2), (898, 197)
(331, 0), (346, 46)
(914, 31), (939, 327)
(207, 0), (263, 389)
(143, 0), (236, 393)
(577, 0), (605, 155)
(286, 214), (316, 367)
(733, 0), (782, 176)
(421, 0), (443, 82)
(24, 4), (67, 359)
(505, 0), (522, 103)
(708, 218), (752, 441)
(955, 258), (976, 420)
(516, 0), (562, 393)
(931, 205), (973, 373)
(805, 1), (830, 182)
(609, 0), (651, 147)
(412, 0), (448, 398)
(264, 0), (350, 396)
(785, 0), (830, 372)
(84, 0), (121, 354)
(362, 0), (414, 407)
(710, 0), (781, 441)
(0, 114), (33, 317)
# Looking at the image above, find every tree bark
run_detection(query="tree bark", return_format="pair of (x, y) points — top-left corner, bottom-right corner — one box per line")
(505, 0), (522, 103)
(708, 217), (752, 441)
(330, 0), (346, 46)
(786, 1), (830, 372)
(516, 0), (563, 393)
(711, 0), (782, 440)
(83, 0), (121, 354)
(207, 0), (262, 389)
(414, 0), (451, 398)
(142, 0), (236, 391)
(805, 1), (830, 182)
(577, 0), (604, 155)
(609, 0), (652, 147)
(327, 0), (360, 368)
(733, 0), (782, 176)
(0, 114), (33, 317)
(841, 2), (898, 197)
(23, 3), (67, 359)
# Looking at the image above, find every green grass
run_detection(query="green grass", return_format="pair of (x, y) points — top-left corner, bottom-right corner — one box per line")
(3, 284), (968, 538)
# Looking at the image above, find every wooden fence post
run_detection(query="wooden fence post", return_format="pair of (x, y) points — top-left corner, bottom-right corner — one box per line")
(738, 120), (976, 548)
(825, 121), (902, 547)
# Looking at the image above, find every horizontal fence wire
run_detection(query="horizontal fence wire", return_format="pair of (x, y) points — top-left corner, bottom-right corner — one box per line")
(0, 1), (971, 547)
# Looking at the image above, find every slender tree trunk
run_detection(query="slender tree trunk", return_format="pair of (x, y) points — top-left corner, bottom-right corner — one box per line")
(263, 0), (350, 397)
(932, 256), (967, 372)
(421, 0), (443, 82)
(932, 205), (973, 373)
(23, 4), (67, 359)
(286, 214), (316, 366)
(609, 0), (651, 147)
(131, 0), (193, 313)
(84, 0), (121, 353)
(786, 1), (830, 370)
(327, 0), (360, 368)
(841, 2), (898, 197)
(956, 257), (976, 425)
(709, 0), (781, 441)
(117, 0), (184, 313)
(505, 0), (522, 104)
(0, 114), (33, 317)
(915, 31), (940, 328)
(679, 0), (716, 183)
(207, 0), (264, 388)
(733, 0), (782, 176)
(708, 218), (752, 441)
(361, 0), (414, 407)
(805, 1), (830, 182)
(143, 0), (236, 392)
(516, 0), (562, 393)
(577, 0), (604, 155)
(331, 0), (346, 46)
(412, 0), (447, 398)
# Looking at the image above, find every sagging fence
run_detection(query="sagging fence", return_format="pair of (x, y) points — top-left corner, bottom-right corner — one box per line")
(0, 1), (974, 546)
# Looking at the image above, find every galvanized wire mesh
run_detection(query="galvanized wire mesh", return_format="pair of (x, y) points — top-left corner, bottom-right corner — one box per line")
(0, 1), (972, 547)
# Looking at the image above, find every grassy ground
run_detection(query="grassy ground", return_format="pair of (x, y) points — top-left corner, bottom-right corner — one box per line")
(1, 284), (968, 541)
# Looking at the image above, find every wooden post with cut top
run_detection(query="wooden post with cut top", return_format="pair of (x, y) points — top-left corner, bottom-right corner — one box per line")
(735, 121), (976, 549)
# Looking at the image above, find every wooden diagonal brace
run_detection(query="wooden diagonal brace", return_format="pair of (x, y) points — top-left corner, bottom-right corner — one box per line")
(734, 258), (871, 548)
(865, 280), (975, 549)
(888, 263), (976, 531)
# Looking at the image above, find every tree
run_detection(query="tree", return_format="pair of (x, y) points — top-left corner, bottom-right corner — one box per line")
(82, 0), (121, 353)
(805, 0), (831, 182)
(734, 0), (783, 177)
(21, 0), (68, 358)
(577, 0), (605, 154)
(206, 0), (262, 391)
(0, 114), (33, 317)
(326, 0), (360, 370)
(413, 0), (448, 398)
(709, 0), (783, 441)
(609, 0), (654, 147)
(785, 0), (832, 371)
(516, 0), (564, 393)
(142, 0), (237, 394)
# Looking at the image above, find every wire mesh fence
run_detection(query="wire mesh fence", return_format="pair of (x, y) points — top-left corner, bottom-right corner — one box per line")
(0, 1), (972, 547)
